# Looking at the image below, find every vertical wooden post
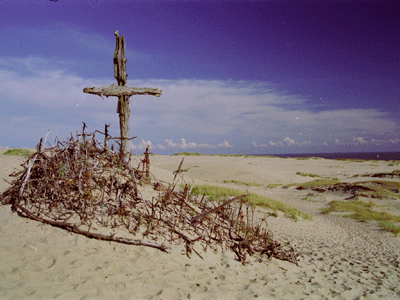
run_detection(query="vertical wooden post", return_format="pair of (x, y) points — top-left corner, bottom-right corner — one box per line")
(141, 145), (150, 180)
(104, 124), (110, 149)
(113, 30), (130, 163)
(144, 145), (150, 179)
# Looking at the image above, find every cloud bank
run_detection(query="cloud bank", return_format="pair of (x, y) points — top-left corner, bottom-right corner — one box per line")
(0, 55), (399, 153)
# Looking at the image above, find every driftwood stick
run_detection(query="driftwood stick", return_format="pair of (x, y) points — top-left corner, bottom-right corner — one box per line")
(19, 154), (38, 199)
(173, 195), (202, 214)
(173, 157), (185, 181)
(13, 203), (170, 253)
(190, 194), (248, 224)
(163, 219), (194, 243)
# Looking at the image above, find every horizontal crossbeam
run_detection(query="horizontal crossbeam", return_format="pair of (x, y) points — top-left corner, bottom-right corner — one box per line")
(83, 84), (162, 100)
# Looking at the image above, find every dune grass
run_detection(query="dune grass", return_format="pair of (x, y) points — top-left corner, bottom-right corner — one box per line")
(266, 183), (284, 188)
(282, 179), (341, 189)
(220, 180), (262, 187)
(172, 152), (205, 156)
(295, 179), (341, 188)
(214, 154), (265, 158)
(322, 200), (400, 236)
(3, 148), (33, 157)
(189, 184), (312, 221)
(333, 158), (369, 162)
(296, 173), (340, 182)
(352, 180), (400, 199)
(296, 172), (322, 178)
(378, 221), (400, 237)
(287, 178), (399, 200)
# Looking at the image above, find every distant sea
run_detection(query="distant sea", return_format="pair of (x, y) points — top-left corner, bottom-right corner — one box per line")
(255, 152), (400, 161)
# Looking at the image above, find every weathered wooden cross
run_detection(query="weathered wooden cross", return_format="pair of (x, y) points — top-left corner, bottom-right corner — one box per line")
(83, 30), (162, 163)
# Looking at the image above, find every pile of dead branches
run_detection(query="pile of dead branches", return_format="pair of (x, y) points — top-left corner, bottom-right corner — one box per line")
(1, 126), (298, 265)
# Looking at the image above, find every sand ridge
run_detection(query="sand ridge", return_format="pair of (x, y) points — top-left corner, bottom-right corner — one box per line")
(1, 152), (400, 299)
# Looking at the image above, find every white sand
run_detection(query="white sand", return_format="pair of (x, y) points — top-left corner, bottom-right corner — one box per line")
(1, 151), (400, 299)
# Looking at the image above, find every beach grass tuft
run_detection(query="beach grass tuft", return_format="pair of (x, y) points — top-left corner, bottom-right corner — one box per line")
(214, 154), (263, 158)
(295, 179), (341, 188)
(283, 179), (340, 189)
(190, 184), (312, 221)
(266, 183), (284, 188)
(221, 180), (262, 187)
(333, 158), (369, 162)
(378, 221), (400, 237)
(353, 180), (400, 199)
(322, 200), (374, 215)
(322, 200), (400, 236)
(296, 172), (322, 178)
(3, 148), (34, 157)
(172, 152), (205, 156)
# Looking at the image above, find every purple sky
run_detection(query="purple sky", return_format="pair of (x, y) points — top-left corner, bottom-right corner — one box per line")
(0, 0), (399, 154)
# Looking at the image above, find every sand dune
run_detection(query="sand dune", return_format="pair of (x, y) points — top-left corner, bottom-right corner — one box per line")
(1, 151), (400, 299)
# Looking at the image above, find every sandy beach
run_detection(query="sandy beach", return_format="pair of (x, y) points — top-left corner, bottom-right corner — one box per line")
(1, 150), (400, 299)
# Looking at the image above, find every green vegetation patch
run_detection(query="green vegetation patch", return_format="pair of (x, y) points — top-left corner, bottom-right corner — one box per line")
(322, 199), (374, 215)
(221, 180), (262, 187)
(333, 158), (366, 162)
(3, 148), (34, 157)
(295, 179), (341, 189)
(378, 221), (400, 237)
(322, 200), (400, 236)
(190, 184), (312, 221)
(172, 152), (205, 156)
(333, 158), (380, 163)
(212, 154), (264, 158)
(296, 172), (322, 178)
(266, 183), (283, 189)
(357, 170), (400, 179)
(352, 180), (400, 199)
(282, 183), (298, 189)
(287, 157), (322, 160)
(283, 179), (340, 190)
(294, 179), (400, 200)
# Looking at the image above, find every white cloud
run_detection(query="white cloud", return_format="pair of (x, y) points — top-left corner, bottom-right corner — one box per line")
(252, 141), (269, 147)
(198, 143), (215, 149)
(164, 138), (192, 149)
(283, 137), (295, 146)
(269, 141), (283, 147)
(261, 138), (312, 148)
(129, 139), (152, 150)
(299, 141), (312, 146)
(218, 141), (233, 148)
(370, 139), (384, 143)
(129, 138), (233, 150)
(352, 137), (367, 145)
